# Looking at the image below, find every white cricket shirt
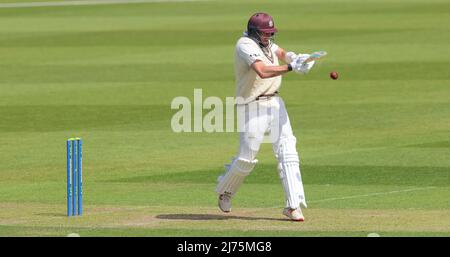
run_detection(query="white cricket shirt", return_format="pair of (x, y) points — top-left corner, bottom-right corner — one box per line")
(234, 36), (282, 104)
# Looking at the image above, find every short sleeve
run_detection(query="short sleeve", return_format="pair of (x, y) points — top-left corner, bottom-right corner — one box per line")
(237, 42), (263, 66)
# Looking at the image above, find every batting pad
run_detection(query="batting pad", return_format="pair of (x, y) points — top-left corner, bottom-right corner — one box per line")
(216, 157), (258, 196)
(277, 139), (307, 209)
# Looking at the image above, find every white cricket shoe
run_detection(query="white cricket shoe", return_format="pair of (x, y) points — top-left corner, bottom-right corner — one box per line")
(218, 193), (232, 213)
(283, 207), (305, 222)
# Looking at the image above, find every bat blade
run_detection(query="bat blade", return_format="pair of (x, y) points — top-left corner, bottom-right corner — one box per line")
(304, 51), (327, 63)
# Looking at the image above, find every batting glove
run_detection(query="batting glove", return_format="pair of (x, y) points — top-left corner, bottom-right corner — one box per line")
(285, 51), (298, 63)
(291, 55), (315, 74)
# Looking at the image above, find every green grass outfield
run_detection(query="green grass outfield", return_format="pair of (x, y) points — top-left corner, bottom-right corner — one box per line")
(0, 0), (449, 237)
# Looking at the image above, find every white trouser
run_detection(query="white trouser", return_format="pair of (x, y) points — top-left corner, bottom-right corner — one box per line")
(216, 96), (307, 209)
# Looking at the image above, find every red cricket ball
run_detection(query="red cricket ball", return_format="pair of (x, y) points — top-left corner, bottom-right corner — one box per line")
(330, 71), (339, 80)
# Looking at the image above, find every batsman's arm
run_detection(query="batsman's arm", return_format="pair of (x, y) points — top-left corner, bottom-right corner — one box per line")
(251, 60), (291, 79)
(276, 47), (301, 64)
(275, 47), (288, 63)
(276, 47), (307, 64)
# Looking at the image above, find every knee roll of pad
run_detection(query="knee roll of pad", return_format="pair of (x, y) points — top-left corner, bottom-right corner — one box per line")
(277, 137), (299, 163)
(215, 157), (258, 196)
(233, 157), (258, 174)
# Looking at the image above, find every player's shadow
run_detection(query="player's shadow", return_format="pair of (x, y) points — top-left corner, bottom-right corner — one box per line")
(156, 214), (287, 222)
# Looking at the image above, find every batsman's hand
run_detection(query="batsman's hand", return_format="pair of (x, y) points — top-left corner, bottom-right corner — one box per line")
(285, 51), (298, 63)
(291, 55), (315, 74)
(297, 54), (311, 63)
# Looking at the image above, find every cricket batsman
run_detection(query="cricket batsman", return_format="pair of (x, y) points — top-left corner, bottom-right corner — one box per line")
(215, 12), (316, 221)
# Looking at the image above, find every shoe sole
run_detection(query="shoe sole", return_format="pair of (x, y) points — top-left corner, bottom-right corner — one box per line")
(218, 202), (231, 213)
(286, 217), (304, 222)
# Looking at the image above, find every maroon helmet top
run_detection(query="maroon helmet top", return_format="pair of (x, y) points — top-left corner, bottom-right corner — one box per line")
(247, 12), (278, 33)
